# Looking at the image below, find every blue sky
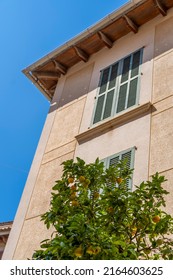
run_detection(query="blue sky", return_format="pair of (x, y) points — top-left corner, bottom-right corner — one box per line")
(0, 0), (128, 222)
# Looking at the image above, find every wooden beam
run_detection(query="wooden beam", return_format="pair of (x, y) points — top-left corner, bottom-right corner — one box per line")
(48, 84), (56, 92)
(154, 0), (167, 16)
(123, 15), (138, 33)
(32, 71), (60, 80)
(53, 60), (67, 75)
(74, 46), (89, 62)
(97, 31), (113, 48)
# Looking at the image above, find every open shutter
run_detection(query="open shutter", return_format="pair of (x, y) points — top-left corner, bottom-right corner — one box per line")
(93, 62), (119, 124)
(127, 50), (141, 108)
(93, 68), (110, 124)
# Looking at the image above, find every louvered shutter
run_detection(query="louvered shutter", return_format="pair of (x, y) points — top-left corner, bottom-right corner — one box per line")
(127, 50), (141, 108)
(93, 68), (109, 124)
(93, 49), (142, 124)
(121, 150), (132, 189)
(93, 63), (119, 124)
(107, 149), (134, 189)
(109, 156), (120, 167)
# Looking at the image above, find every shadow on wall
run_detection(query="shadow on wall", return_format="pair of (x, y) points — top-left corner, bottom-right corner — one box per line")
(49, 15), (173, 115)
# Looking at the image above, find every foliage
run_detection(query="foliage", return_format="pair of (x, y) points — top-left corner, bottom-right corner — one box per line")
(32, 157), (173, 260)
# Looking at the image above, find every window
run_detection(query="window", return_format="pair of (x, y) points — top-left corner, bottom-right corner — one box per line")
(93, 49), (143, 124)
(102, 147), (135, 190)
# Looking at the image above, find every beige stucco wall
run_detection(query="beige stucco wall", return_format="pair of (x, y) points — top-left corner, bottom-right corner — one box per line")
(149, 15), (173, 214)
(73, 12), (158, 186)
(4, 6), (173, 260)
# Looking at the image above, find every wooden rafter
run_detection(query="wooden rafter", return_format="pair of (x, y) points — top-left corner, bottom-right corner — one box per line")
(53, 60), (67, 75)
(32, 71), (60, 80)
(48, 84), (56, 92)
(97, 31), (113, 48)
(123, 15), (138, 33)
(74, 46), (89, 62)
(153, 0), (167, 16)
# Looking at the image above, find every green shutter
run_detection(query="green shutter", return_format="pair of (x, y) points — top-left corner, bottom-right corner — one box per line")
(121, 55), (131, 83)
(92, 48), (143, 125)
(121, 150), (133, 189)
(131, 50), (141, 78)
(127, 78), (138, 108)
(108, 63), (118, 90)
(93, 95), (105, 124)
(116, 83), (127, 113)
(109, 156), (120, 167)
(103, 90), (114, 120)
(101, 148), (135, 190)
(99, 68), (109, 94)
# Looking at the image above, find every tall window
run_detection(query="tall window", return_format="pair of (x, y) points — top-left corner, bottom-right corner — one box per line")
(102, 147), (135, 190)
(93, 49), (143, 124)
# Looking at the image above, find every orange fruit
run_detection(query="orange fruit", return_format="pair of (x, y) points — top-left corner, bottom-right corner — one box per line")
(86, 246), (94, 255)
(71, 200), (79, 206)
(70, 193), (77, 200)
(87, 246), (101, 255)
(71, 185), (77, 191)
(93, 192), (100, 199)
(68, 177), (74, 184)
(79, 176), (85, 182)
(74, 246), (83, 257)
(116, 178), (123, 184)
(152, 216), (160, 223)
(107, 207), (114, 213)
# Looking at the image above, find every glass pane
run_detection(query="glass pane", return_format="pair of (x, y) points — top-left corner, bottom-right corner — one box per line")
(116, 83), (127, 113)
(103, 90), (114, 120)
(93, 95), (105, 124)
(131, 50), (141, 78)
(121, 56), (131, 83)
(99, 68), (109, 94)
(108, 63), (118, 90)
(127, 78), (138, 108)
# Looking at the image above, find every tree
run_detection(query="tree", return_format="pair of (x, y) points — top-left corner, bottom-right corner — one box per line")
(32, 157), (173, 260)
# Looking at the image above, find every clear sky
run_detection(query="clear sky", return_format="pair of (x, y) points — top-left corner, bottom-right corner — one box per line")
(0, 0), (129, 222)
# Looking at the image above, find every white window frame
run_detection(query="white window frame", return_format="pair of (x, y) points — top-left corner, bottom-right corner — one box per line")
(92, 48), (143, 125)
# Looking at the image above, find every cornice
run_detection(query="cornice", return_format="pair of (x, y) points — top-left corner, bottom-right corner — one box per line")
(76, 102), (152, 144)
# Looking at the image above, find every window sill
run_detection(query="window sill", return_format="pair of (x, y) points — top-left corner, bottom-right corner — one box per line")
(75, 102), (152, 144)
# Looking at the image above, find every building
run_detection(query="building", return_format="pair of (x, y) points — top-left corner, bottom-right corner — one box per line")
(2, 0), (173, 259)
(0, 221), (12, 259)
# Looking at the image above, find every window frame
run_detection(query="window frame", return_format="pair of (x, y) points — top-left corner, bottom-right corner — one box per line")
(91, 48), (143, 126)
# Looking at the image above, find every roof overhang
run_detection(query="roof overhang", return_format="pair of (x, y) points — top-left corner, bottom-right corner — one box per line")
(22, 0), (173, 101)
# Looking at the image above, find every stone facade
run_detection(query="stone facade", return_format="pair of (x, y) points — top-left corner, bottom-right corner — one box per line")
(3, 0), (173, 259)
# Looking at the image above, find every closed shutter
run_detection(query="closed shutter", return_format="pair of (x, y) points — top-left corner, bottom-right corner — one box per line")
(121, 150), (132, 189)
(107, 148), (134, 190)
(109, 156), (120, 167)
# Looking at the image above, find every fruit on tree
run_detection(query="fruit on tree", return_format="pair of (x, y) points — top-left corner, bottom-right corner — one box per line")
(79, 176), (85, 183)
(152, 216), (160, 223)
(116, 178), (123, 184)
(68, 177), (74, 184)
(71, 200), (79, 206)
(74, 246), (83, 257)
